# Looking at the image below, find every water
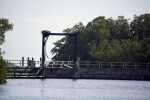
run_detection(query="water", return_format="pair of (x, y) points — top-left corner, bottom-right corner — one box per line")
(0, 79), (150, 100)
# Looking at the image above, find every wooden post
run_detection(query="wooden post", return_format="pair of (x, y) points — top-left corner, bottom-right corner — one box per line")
(27, 57), (29, 67)
(40, 58), (42, 67)
(22, 57), (24, 66)
(32, 57), (34, 68)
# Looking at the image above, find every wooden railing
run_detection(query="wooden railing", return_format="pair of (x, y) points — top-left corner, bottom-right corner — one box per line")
(5, 57), (41, 67)
(5, 57), (42, 78)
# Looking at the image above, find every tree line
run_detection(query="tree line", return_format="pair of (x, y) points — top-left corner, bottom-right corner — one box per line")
(51, 14), (150, 62)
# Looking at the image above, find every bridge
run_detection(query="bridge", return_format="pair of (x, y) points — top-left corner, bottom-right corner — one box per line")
(5, 57), (150, 80)
(4, 30), (150, 80)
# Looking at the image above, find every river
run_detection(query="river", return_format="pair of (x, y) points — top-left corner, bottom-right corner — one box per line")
(0, 79), (150, 100)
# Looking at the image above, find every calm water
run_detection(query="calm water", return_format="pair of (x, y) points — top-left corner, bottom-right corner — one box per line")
(0, 79), (150, 100)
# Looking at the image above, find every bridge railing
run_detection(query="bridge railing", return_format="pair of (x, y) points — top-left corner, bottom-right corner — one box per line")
(80, 61), (150, 69)
(46, 61), (150, 69)
(47, 61), (74, 68)
(5, 59), (150, 70)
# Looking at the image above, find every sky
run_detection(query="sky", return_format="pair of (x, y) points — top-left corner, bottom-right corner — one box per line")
(0, 0), (150, 61)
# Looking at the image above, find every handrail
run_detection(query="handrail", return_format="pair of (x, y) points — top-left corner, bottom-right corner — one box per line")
(47, 61), (150, 69)
(5, 60), (41, 67)
(5, 60), (150, 69)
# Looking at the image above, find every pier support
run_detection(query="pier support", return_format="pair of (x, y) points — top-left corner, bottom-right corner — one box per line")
(74, 57), (80, 78)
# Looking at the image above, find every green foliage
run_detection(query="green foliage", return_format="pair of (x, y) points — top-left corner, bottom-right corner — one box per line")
(0, 18), (13, 45)
(130, 14), (150, 41)
(52, 14), (150, 62)
(0, 57), (9, 84)
(0, 18), (13, 84)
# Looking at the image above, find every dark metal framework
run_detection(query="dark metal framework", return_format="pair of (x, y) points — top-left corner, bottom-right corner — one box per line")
(41, 30), (77, 68)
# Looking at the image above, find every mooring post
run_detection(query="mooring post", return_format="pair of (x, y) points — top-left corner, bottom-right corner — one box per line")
(27, 57), (29, 67)
(22, 57), (24, 66)
(32, 57), (34, 68)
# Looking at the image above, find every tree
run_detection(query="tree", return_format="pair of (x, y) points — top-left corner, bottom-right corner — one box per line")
(130, 14), (150, 41)
(51, 14), (150, 62)
(130, 14), (150, 62)
(0, 18), (13, 84)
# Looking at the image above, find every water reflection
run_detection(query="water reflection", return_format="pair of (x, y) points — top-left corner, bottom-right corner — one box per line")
(0, 79), (150, 100)
(40, 88), (44, 96)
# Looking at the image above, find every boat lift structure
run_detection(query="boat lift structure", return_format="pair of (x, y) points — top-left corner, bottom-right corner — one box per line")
(41, 30), (77, 68)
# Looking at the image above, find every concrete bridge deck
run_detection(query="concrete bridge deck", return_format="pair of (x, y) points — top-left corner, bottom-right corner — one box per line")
(6, 59), (150, 80)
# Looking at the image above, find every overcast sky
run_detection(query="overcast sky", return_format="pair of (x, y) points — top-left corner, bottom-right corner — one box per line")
(0, 0), (150, 61)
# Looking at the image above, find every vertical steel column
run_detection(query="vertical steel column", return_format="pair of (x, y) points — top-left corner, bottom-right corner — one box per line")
(42, 32), (49, 68)
(42, 33), (45, 67)
(74, 33), (77, 63)
(41, 33), (46, 79)
(73, 33), (78, 78)
(41, 31), (49, 78)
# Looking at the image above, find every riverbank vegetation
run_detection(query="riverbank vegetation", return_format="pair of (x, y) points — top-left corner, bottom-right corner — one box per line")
(0, 18), (13, 84)
(52, 14), (150, 62)
(0, 57), (10, 84)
